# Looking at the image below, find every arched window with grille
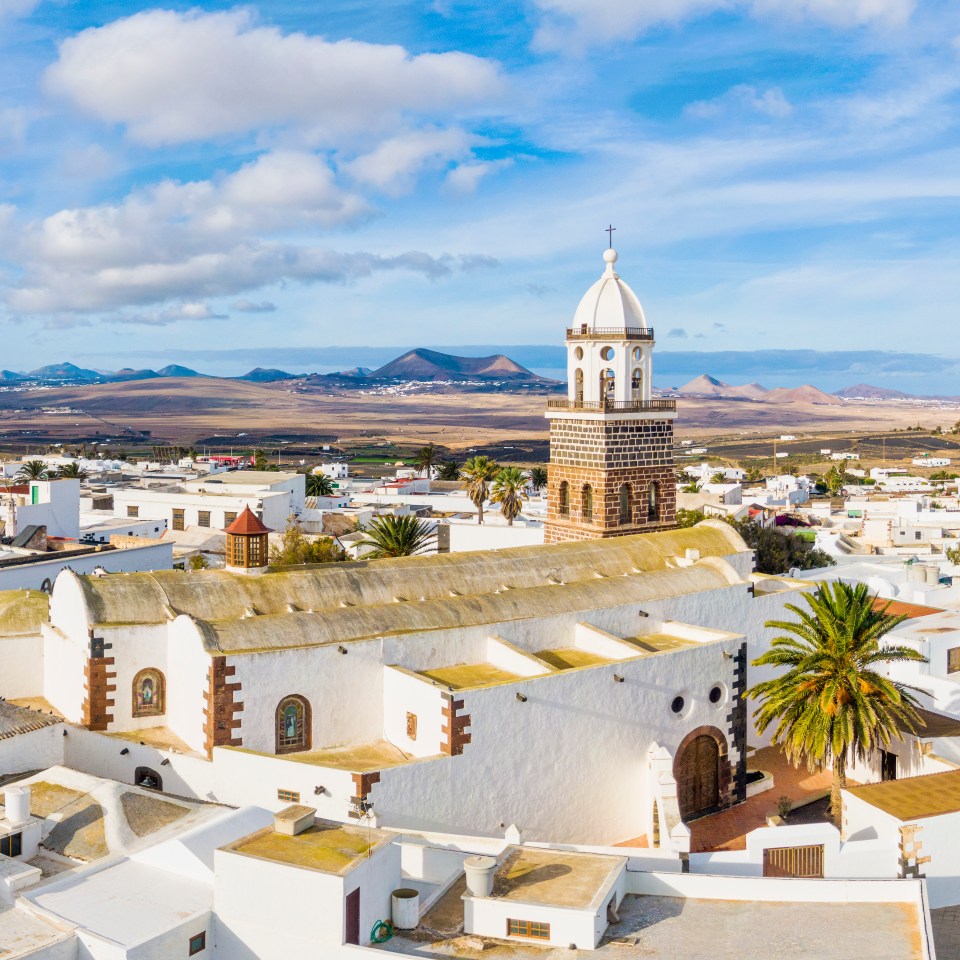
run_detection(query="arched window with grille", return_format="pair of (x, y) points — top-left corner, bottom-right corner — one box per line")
(132, 668), (165, 718)
(582, 484), (594, 523)
(276, 695), (312, 754)
(619, 483), (632, 525)
(648, 481), (660, 521)
(558, 480), (569, 517)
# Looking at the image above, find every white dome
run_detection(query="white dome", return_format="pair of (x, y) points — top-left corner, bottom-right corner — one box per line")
(572, 248), (647, 331)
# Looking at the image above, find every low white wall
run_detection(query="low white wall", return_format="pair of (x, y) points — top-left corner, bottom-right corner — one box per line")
(465, 895), (599, 950)
(63, 727), (215, 800)
(446, 522), (544, 553)
(398, 840), (466, 884)
(0, 723), (65, 776)
(0, 634), (44, 699)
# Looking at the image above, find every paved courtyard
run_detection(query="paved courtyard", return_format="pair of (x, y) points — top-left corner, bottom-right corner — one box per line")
(932, 906), (960, 959)
(379, 894), (924, 959)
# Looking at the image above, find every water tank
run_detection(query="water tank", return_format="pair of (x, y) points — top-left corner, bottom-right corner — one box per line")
(391, 888), (420, 930)
(906, 564), (926, 584)
(4, 786), (30, 826)
(923, 564), (940, 585)
(464, 855), (498, 897)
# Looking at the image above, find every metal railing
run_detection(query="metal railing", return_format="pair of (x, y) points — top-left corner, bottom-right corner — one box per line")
(546, 398), (677, 413)
(565, 326), (654, 340)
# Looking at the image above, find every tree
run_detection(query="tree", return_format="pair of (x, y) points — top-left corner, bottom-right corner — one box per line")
(824, 465), (848, 495)
(305, 473), (335, 497)
(188, 553), (210, 570)
(676, 508), (705, 528)
(436, 460), (462, 481)
(727, 519), (835, 574)
(56, 462), (89, 480)
(270, 516), (346, 566)
(461, 455), (499, 525)
(710, 472), (727, 484)
(748, 582), (926, 822)
(490, 467), (529, 526)
(355, 514), (436, 559)
(682, 480), (702, 493)
(528, 466), (548, 495)
(744, 467), (765, 483)
(253, 448), (268, 471)
(946, 545), (960, 565)
(16, 460), (48, 481)
(414, 444), (438, 478)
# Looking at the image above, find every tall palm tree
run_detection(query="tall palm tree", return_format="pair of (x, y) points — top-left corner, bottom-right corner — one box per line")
(461, 455), (499, 525)
(748, 581), (926, 823)
(491, 467), (529, 526)
(436, 460), (462, 481)
(527, 466), (548, 495)
(16, 460), (48, 481)
(56, 462), (88, 480)
(305, 473), (335, 497)
(356, 515), (437, 559)
(414, 444), (438, 478)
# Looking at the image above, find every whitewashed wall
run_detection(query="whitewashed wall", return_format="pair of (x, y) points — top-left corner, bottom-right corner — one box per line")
(166, 618), (212, 755)
(42, 626), (86, 723)
(0, 632), (43, 699)
(0, 723), (64, 776)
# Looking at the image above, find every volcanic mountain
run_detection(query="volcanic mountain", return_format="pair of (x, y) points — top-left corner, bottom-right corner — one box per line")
(764, 384), (844, 405)
(834, 383), (912, 400)
(675, 375), (769, 400)
(369, 348), (541, 382)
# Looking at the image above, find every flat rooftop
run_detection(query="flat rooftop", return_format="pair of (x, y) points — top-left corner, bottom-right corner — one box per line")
(489, 847), (625, 910)
(231, 739), (415, 773)
(622, 632), (698, 654)
(420, 663), (523, 690)
(847, 768), (960, 821)
(190, 470), (298, 485)
(378, 894), (924, 960)
(0, 904), (72, 958)
(227, 818), (391, 875)
(535, 647), (611, 670)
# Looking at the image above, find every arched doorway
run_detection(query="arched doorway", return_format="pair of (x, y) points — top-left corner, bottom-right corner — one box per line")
(674, 728), (727, 820)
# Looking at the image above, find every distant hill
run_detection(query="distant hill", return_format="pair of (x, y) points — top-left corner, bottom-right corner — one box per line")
(0, 370), (25, 382)
(675, 375), (769, 400)
(157, 364), (204, 378)
(338, 366), (374, 378)
(765, 384), (844, 405)
(110, 367), (160, 382)
(834, 383), (912, 400)
(29, 362), (101, 381)
(238, 367), (299, 382)
(371, 348), (541, 382)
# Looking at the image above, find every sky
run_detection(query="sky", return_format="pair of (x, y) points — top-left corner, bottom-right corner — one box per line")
(1, 0), (960, 387)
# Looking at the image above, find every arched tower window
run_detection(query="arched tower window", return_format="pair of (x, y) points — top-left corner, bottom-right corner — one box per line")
(631, 368), (643, 400)
(276, 695), (312, 754)
(574, 368), (584, 404)
(582, 484), (594, 523)
(132, 668), (165, 718)
(619, 484), (632, 525)
(558, 481), (569, 517)
(600, 369), (615, 402)
(648, 482), (660, 522)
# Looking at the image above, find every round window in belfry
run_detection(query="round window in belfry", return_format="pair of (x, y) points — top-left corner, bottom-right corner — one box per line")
(709, 685), (723, 704)
(575, 346), (584, 360)
(671, 695), (685, 715)
(600, 345), (615, 361)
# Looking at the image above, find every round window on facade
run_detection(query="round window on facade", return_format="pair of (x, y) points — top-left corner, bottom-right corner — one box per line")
(575, 346), (584, 360)
(600, 345), (615, 361)
(709, 685), (723, 704)
(671, 695), (685, 715)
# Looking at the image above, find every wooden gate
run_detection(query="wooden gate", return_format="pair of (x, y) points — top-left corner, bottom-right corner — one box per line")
(677, 734), (720, 820)
(762, 844), (825, 878)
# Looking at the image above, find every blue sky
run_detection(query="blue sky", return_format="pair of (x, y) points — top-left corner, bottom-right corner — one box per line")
(1, 0), (959, 386)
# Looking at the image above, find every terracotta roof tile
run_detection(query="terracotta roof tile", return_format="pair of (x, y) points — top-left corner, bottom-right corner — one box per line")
(223, 506), (273, 536)
(872, 598), (943, 619)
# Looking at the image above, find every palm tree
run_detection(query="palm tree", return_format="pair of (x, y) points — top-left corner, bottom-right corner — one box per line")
(491, 467), (530, 526)
(356, 515), (437, 559)
(528, 466), (548, 495)
(461, 455), (499, 525)
(436, 460), (462, 481)
(710, 472), (727, 484)
(305, 473), (335, 497)
(16, 460), (48, 481)
(414, 444), (438, 478)
(748, 581), (926, 823)
(56, 462), (88, 480)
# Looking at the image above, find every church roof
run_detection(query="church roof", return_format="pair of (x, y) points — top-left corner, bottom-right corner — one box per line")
(0, 590), (49, 637)
(68, 522), (749, 632)
(224, 506), (272, 536)
(571, 249), (647, 331)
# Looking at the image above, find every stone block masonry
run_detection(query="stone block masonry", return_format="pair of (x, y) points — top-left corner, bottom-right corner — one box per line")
(203, 656), (243, 757)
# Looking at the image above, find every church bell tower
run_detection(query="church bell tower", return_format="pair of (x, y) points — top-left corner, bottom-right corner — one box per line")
(544, 245), (677, 543)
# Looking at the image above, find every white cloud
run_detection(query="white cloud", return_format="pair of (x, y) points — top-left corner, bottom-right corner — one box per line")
(444, 159), (514, 194)
(0, 0), (38, 19)
(45, 9), (503, 146)
(232, 299), (277, 313)
(532, 0), (914, 49)
(685, 85), (793, 120)
(347, 128), (475, 194)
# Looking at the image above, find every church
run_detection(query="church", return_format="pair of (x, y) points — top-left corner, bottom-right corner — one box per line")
(0, 247), (807, 850)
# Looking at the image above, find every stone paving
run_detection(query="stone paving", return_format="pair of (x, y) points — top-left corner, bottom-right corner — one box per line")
(932, 906), (960, 959)
(688, 745), (837, 852)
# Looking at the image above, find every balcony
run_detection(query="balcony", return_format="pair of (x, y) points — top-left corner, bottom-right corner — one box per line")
(546, 398), (677, 413)
(565, 326), (654, 340)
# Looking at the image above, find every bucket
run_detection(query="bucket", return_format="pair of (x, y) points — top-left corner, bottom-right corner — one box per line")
(391, 888), (420, 930)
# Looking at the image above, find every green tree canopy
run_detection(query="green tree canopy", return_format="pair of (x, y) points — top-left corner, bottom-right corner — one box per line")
(527, 466), (548, 494)
(269, 516), (346, 566)
(16, 460), (48, 481)
(436, 460), (462, 481)
(355, 514), (437, 559)
(55, 462), (88, 480)
(490, 467), (529, 526)
(414, 444), (438, 478)
(727, 519), (834, 575)
(748, 582), (926, 821)
(461, 455), (499, 525)
(305, 473), (335, 497)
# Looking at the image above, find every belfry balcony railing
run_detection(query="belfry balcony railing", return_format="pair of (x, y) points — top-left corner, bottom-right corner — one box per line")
(565, 326), (654, 340)
(546, 398), (677, 413)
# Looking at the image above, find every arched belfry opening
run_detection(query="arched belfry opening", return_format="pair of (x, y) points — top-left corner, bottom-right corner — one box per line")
(545, 243), (677, 542)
